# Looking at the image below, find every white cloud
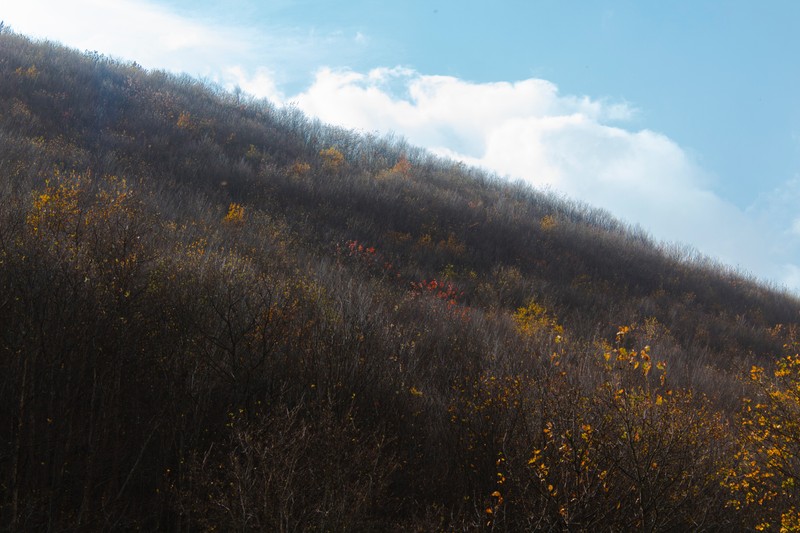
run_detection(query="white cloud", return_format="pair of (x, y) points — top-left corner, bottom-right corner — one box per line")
(294, 67), (798, 290)
(296, 69), (638, 160)
(221, 66), (285, 104)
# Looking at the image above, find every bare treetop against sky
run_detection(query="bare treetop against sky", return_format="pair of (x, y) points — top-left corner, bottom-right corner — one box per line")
(5, 0), (800, 291)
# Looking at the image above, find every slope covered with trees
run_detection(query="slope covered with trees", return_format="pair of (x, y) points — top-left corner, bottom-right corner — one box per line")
(2, 29), (800, 531)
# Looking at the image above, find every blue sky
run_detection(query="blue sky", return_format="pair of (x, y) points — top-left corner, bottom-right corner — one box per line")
(5, 1), (800, 292)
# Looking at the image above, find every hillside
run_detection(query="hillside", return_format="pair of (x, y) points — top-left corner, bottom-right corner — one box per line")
(2, 29), (800, 531)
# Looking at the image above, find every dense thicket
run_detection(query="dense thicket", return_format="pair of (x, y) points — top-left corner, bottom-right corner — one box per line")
(2, 29), (800, 531)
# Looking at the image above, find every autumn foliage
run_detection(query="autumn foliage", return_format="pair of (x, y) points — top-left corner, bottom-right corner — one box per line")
(725, 353), (800, 531)
(2, 29), (800, 531)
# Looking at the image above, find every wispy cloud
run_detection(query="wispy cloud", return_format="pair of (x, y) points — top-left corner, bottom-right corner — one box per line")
(5, 0), (249, 70)
(3, 0), (358, 91)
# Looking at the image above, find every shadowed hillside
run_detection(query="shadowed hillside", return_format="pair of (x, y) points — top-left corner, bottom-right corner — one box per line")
(2, 29), (800, 531)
